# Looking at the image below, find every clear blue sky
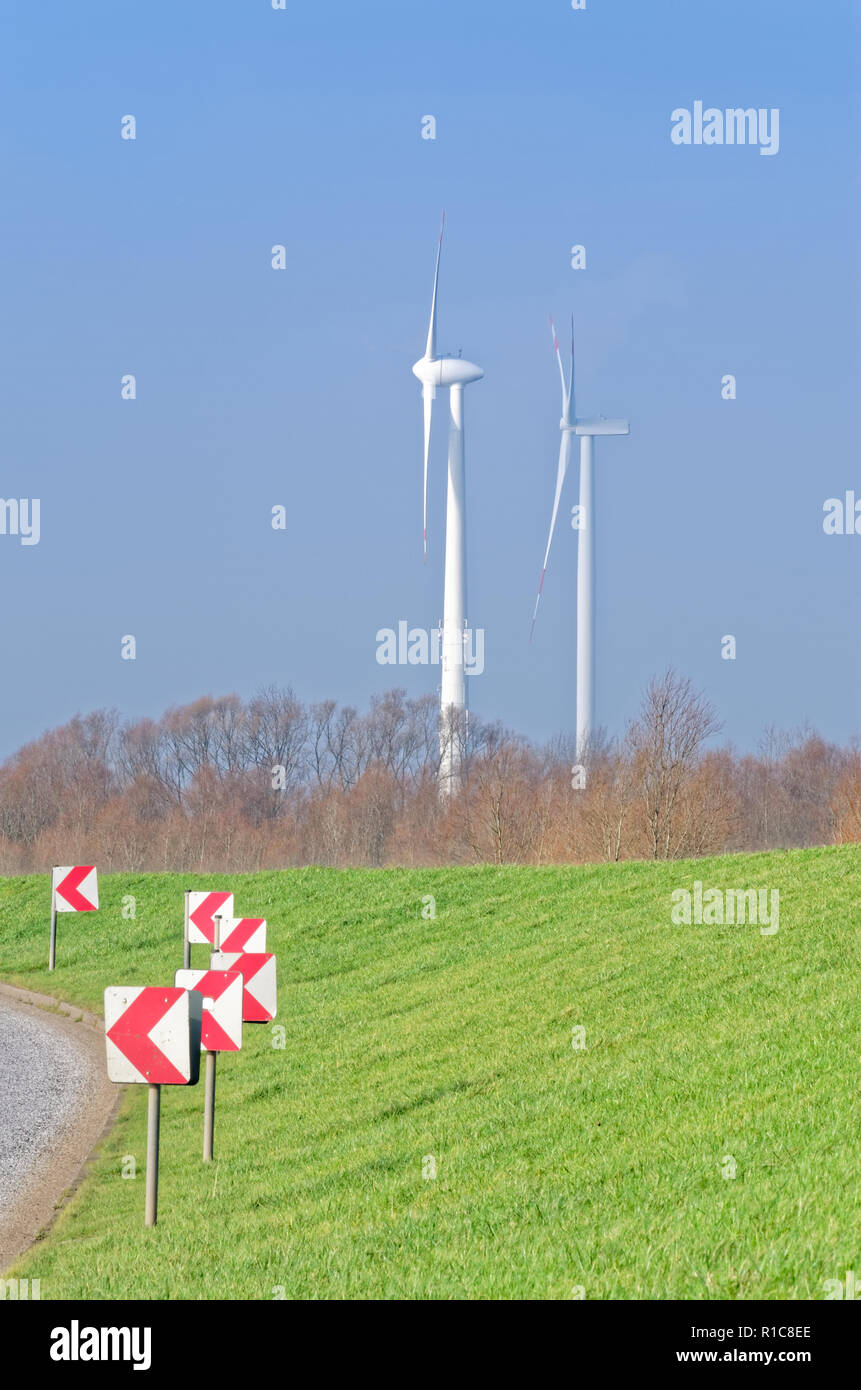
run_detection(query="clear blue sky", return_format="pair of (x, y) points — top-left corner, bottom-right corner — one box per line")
(0, 0), (858, 758)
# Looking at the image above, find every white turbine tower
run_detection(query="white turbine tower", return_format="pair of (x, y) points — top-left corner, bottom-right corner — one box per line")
(531, 315), (629, 765)
(412, 215), (484, 796)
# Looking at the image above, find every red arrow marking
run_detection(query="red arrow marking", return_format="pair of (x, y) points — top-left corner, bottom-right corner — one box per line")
(202, 1015), (237, 1052)
(221, 919), (264, 951)
(106, 988), (187, 1084)
(56, 865), (96, 911)
(242, 997), (270, 1023)
(190, 971), (234, 1000)
(184, 970), (240, 1051)
(189, 892), (232, 944)
(228, 954), (274, 1022)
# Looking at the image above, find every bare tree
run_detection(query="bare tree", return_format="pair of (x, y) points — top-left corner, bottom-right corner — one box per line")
(580, 744), (637, 862)
(2, 676), (857, 873)
(626, 669), (722, 859)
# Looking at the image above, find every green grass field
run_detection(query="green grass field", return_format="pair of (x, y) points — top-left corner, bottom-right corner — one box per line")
(1, 847), (859, 1299)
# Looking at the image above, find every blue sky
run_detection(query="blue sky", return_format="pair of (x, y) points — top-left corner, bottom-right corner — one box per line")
(0, 0), (858, 758)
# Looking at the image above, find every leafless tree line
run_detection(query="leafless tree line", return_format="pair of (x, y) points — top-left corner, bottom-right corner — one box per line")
(0, 671), (858, 873)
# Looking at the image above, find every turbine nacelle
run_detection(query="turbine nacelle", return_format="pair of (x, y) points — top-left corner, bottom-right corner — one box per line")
(560, 417), (630, 436)
(413, 356), (484, 389)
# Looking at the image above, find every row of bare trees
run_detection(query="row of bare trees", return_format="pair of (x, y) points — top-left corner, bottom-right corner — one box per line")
(0, 671), (858, 873)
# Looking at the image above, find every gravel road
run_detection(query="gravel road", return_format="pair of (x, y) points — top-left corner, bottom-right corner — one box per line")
(0, 1002), (93, 1210)
(0, 987), (119, 1272)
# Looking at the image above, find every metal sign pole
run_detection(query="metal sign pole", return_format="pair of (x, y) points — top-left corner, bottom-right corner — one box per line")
(145, 1082), (161, 1227)
(203, 1052), (216, 1161)
(202, 913), (222, 1162)
(183, 889), (191, 969)
(48, 887), (57, 972)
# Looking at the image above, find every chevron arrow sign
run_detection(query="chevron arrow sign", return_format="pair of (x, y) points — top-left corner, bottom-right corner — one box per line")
(218, 917), (267, 953)
(175, 968), (243, 1052)
(52, 865), (98, 912)
(210, 952), (277, 1022)
(104, 986), (202, 1084)
(187, 891), (234, 945)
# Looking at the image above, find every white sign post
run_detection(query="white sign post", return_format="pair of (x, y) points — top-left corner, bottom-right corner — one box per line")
(210, 950), (277, 1023)
(186, 892), (234, 947)
(104, 986), (202, 1226)
(49, 866), (98, 971)
(176, 916), (243, 1161)
(218, 917), (267, 953)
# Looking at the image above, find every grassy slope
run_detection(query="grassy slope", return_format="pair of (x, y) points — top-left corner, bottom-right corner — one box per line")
(0, 847), (858, 1300)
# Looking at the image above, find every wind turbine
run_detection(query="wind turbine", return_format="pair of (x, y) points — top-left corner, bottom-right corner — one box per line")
(531, 315), (629, 765)
(412, 215), (484, 796)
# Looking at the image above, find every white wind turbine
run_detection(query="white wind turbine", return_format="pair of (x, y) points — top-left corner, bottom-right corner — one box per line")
(531, 315), (629, 765)
(412, 215), (484, 796)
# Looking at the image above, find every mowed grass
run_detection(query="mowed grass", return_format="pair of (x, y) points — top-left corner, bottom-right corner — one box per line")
(0, 848), (859, 1300)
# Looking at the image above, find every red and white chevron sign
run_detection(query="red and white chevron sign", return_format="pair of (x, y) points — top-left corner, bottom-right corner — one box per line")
(104, 987), (202, 1085)
(187, 891), (234, 945)
(174, 969), (243, 1053)
(210, 952), (277, 1023)
(219, 917), (267, 953)
(52, 865), (98, 913)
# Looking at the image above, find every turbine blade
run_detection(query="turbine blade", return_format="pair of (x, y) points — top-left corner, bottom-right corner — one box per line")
(425, 212), (445, 361)
(422, 380), (434, 559)
(549, 315), (567, 407)
(568, 312), (576, 424)
(530, 429), (572, 641)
